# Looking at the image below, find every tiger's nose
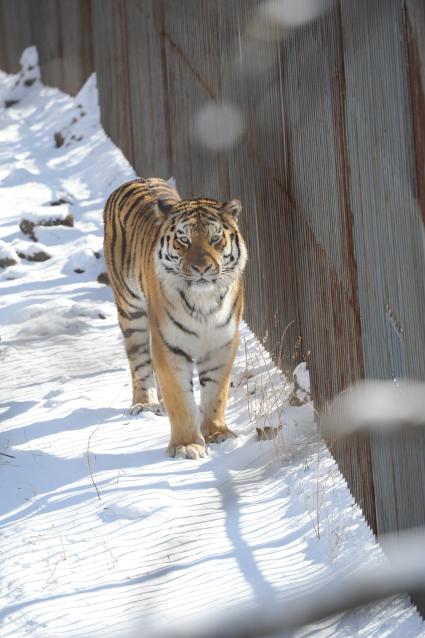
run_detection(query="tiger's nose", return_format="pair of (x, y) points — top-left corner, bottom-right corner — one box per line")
(192, 263), (212, 275)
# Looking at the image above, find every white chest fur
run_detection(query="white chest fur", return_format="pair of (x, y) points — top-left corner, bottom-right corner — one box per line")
(160, 278), (239, 362)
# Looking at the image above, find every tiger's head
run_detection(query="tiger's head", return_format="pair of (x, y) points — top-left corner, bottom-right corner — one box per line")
(155, 197), (247, 290)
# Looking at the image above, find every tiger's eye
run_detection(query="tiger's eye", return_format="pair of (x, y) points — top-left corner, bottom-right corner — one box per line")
(177, 236), (190, 247)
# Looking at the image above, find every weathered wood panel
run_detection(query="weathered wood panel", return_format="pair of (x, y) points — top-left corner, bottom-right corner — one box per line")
(92, 0), (134, 163)
(340, 0), (425, 537)
(271, 5), (376, 526)
(124, 1), (171, 179)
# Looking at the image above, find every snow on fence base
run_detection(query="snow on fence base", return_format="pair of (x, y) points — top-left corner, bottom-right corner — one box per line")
(0, 51), (424, 638)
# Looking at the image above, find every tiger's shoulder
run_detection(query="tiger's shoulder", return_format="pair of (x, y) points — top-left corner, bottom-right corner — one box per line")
(103, 177), (180, 223)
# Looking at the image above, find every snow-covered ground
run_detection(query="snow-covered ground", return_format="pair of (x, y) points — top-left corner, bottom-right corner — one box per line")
(1, 49), (424, 638)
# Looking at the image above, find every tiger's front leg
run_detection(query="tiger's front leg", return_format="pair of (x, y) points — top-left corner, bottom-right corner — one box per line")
(199, 336), (239, 443)
(151, 327), (208, 460)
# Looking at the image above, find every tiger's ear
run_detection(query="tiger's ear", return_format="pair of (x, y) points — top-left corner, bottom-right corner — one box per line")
(156, 198), (175, 219)
(222, 199), (242, 219)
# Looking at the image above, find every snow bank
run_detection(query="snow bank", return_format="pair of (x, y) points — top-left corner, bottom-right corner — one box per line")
(2, 46), (41, 107)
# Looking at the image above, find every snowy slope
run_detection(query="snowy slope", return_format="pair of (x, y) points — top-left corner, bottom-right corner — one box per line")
(0, 49), (424, 638)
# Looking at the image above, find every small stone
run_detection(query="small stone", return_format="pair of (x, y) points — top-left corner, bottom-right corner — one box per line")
(54, 132), (65, 148)
(0, 257), (17, 269)
(97, 272), (110, 286)
(17, 250), (50, 262)
(20, 212), (74, 241)
(256, 425), (282, 441)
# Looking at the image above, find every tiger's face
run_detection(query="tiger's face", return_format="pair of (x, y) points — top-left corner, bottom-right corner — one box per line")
(156, 197), (247, 289)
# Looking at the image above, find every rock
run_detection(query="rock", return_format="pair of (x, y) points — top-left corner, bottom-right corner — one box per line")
(17, 250), (50, 262)
(0, 257), (17, 268)
(19, 206), (74, 240)
(54, 131), (65, 148)
(0, 241), (19, 268)
(97, 272), (110, 286)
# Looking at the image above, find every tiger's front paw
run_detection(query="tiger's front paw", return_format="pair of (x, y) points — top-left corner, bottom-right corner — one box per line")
(130, 402), (165, 417)
(167, 440), (209, 460)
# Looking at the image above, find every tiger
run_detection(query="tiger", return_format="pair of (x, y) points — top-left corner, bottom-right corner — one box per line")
(103, 177), (247, 460)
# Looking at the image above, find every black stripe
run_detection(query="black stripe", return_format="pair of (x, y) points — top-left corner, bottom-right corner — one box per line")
(122, 328), (148, 338)
(198, 364), (224, 376)
(134, 359), (152, 381)
(166, 309), (198, 336)
(118, 185), (138, 208)
(117, 307), (147, 320)
(232, 233), (241, 268)
(199, 338), (234, 363)
(157, 326), (193, 363)
(123, 197), (143, 224)
(179, 289), (197, 316)
(205, 290), (228, 317)
(199, 377), (217, 387)
(217, 297), (238, 328)
(127, 345), (149, 357)
(163, 265), (176, 274)
(131, 309), (147, 318)
(117, 306), (132, 320)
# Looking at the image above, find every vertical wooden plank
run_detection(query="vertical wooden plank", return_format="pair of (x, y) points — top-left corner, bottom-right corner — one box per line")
(57, 0), (94, 95)
(0, 1), (7, 70)
(124, 0), (170, 178)
(217, 0), (300, 367)
(0, 0), (32, 72)
(160, 0), (226, 198)
(405, 0), (425, 228)
(92, 0), (134, 165)
(27, 0), (63, 88)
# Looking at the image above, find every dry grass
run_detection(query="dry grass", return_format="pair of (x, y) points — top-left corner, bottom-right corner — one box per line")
(240, 327), (350, 555)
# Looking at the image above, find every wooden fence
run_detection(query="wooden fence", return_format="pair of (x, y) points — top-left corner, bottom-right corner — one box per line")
(1, 0), (425, 571)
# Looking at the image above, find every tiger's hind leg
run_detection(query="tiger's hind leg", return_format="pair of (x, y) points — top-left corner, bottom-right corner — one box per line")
(116, 301), (163, 416)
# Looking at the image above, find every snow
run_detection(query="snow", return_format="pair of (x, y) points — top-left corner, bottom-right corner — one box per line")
(0, 49), (424, 638)
(0, 239), (18, 262)
(293, 361), (310, 395)
(11, 239), (51, 259)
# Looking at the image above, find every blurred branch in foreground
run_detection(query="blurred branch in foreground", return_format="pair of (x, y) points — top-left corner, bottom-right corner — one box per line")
(149, 528), (425, 638)
(322, 380), (425, 439)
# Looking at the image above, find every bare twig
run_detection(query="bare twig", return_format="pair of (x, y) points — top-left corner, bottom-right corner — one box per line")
(87, 426), (101, 500)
